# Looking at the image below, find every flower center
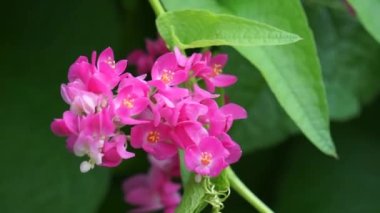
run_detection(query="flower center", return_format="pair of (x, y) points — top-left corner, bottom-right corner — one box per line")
(147, 131), (160, 144)
(200, 152), (213, 166)
(210, 64), (223, 77)
(123, 96), (134, 109)
(161, 69), (174, 84)
(106, 56), (116, 69)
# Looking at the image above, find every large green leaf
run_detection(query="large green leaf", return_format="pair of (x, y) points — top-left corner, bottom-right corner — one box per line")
(306, 5), (380, 121)
(348, 0), (380, 43)
(273, 100), (380, 212)
(223, 5), (380, 151)
(162, 0), (336, 157)
(224, 47), (298, 151)
(156, 9), (301, 49)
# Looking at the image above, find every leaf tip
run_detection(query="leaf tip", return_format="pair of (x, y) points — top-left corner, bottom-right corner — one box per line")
(322, 140), (338, 159)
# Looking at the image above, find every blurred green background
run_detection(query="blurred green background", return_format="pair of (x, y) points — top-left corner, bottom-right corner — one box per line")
(0, 0), (379, 212)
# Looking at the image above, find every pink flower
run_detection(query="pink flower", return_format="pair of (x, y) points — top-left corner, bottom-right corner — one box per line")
(148, 155), (180, 177)
(128, 37), (169, 75)
(102, 134), (135, 167)
(171, 121), (208, 149)
(150, 52), (189, 89)
(68, 47), (127, 97)
(51, 110), (80, 151)
(113, 85), (149, 125)
(194, 52), (237, 92)
(51, 111), (79, 137)
(123, 167), (181, 213)
(73, 108), (116, 172)
(60, 80), (99, 115)
(217, 133), (242, 164)
(146, 37), (169, 57)
(185, 136), (228, 177)
(131, 123), (177, 160)
(159, 97), (209, 127)
(192, 84), (219, 102)
(74, 133), (104, 172)
(199, 99), (247, 136)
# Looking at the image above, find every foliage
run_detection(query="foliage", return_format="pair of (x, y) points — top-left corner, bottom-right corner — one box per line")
(0, 0), (379, 212)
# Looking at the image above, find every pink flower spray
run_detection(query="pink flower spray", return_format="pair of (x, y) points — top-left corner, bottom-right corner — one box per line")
(51, 40), (247, 211)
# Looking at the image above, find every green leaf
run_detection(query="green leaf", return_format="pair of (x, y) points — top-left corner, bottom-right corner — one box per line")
(176, 172), (230, 213)
(224, 47), (298, 151)
(306, 5), (380, 121)
(162, 0), (336, 157)
(273, 101), (380, 212)
(156, 9), (301, 49)
(176, 174), (208, 213)
(224, 5), (380, 152)
(348, 0), (380, 43)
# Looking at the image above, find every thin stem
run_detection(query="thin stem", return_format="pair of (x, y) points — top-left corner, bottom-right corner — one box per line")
(149, 0), (165, 16)
(226, 167), (274, 213)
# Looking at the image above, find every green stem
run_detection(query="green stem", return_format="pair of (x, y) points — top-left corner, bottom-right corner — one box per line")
(149, 0), (165, 16)
(226, 167), (274, 213)
(179, 150), (190, 185)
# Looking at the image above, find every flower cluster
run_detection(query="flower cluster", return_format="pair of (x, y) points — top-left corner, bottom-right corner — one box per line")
(51, 46), (247, 177)
(123, 155), (181, 213)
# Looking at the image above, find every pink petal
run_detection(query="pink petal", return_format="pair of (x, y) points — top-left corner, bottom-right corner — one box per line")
(97, 47), (114, 67)
(171, 69), (188, 85)
(142, 142), (177, 160)
(130, 124), (150, 148)
(174, 47), (187, 67)
(51, 119), (70, 136)
(211, 54), (228, 67)
(219, 133), (242, 164)
(127, 49), (146, 63)
(62, 111), (79, 134)
(184, 145), (201, 171)
(208, 158), (227, 177)
(220, 103), (247, 120)
(193, 84), (219, 101)
(115, 59), (127, 75)
(87, 76), (110, 94)
(151, 53), (178, 81)
(68, 60), (92, 83)
(120, 116), (150, 125)
(204, 78), (216, 93)
(199, 136), (226, 157)
(211, 74), (237, 87)
(130, 98), (149, 116)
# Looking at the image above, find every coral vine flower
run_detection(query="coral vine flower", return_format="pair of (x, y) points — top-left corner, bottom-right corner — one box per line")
(102, 134), (135, 167)
(113, 85), (149, 125)
(128, 37), (169, 75)
(193, 51), (237, 92)
(150, 51), (189, 89)
(67, 47), (126, 97)
(123, 166), (181, 213)
(131, 123), (177, 160)
(185, 136), (229, 177)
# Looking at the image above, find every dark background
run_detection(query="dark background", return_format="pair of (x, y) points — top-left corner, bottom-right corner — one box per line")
(0, 0), (379, 212)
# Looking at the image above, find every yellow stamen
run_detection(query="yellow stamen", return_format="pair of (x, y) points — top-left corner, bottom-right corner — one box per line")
(200, 152), (213, 166)
(123, 97), (134, 109)
(147, 131), (160, 144)
(106, 56), (116, 69)
(161, 69), (174, 84)
(210, 64), (223, 77)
